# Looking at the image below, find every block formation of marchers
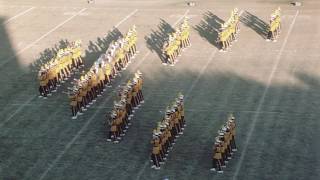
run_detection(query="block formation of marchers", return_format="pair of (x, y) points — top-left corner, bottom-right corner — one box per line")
(211, 114), (237, 173)
(150, 93), (185, 170)
(162, 18), (191, 66)
(38, 40), (84, 98)
(217, 8), (240, 52)
(106, 71), (144, 143)
(267, 7), (281, 42)
(67, 25), (138, 119)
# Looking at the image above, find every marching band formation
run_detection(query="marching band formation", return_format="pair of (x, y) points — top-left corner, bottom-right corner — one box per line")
(38, 40), (83, 98)
(35, 7), (283, 172)
(267, 7), (281, 42)
(211, 114), (237, 173)
(217, 8), (240, 52)
(162, 18), (191, 66)
(67, 25), (138, 119)
(106, 71), (144, 143)
(150, 93), (185, 169)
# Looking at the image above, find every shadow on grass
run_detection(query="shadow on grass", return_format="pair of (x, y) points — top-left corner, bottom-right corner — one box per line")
(83, 28), (122, 71)
(194, 11), (224, 49)
(29, 39), (70, 75)
(145, 19), (175, 64)
(240, 11), (269, 39)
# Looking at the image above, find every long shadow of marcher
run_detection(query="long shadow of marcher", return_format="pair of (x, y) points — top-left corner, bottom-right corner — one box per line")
(83, 28), (122, 71)
(145, 19), (175, 64)
(29, 39), (70, 76)
(194, 11), (224, 49)
(240, 11), (269, 39)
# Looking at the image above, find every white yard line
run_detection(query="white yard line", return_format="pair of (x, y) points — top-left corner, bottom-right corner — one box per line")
(173, 9), (189, 27)
(185, 49), (218, 99)
(0, 96), (36, 128)
(0, 8), (87, 67)
(3, 7), (35, 25)
(37, 9), (140, 180)
(115, 9), (138, 28)
(232, 10), (299, 180)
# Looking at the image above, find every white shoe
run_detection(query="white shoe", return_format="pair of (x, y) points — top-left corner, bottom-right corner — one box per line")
(93, 99), (97, 102)
(78, 112), (83, 115)
(179, 132), (183, 135)
(141, 101), (145, 103)
(162, 63), (168, 66)
(38, 95), (43, 98)
(114, 141), (119, 144)
(218, 170), (223, 174)
(107, 139), (111, 142)
(159, 162), (165, 165)
(83, 108), (87, 111)
(72, 116), (77, 119)
(222, 165), (226, 168)
(151, 165), (156, 169)
(210, 168), (216, 171)
(44, 97), (48, 99)
(155, 167), (160, 170)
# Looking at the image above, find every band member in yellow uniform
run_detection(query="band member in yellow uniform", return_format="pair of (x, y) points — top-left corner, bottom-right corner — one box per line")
(69, 90), (78, 119)
(211, 139), (224, 173)
(38, 69), (49, 98)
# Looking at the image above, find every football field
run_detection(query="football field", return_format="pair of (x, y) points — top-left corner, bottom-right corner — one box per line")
(0, 0), (319, 179)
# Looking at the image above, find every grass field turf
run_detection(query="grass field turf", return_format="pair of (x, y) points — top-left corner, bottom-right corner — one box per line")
(0, 0), (320, 180)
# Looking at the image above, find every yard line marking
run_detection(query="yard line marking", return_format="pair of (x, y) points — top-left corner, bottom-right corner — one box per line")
(38, 9), (141, 180)
(173, 9), (189, 27)
(185, 49), (218, 99)
(115, 9), (138, 28)
(0, 96), (36, 128)
(232, 10), (299, 180)
(0, 8), (87, 67)
(3, 7), (35, 25)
